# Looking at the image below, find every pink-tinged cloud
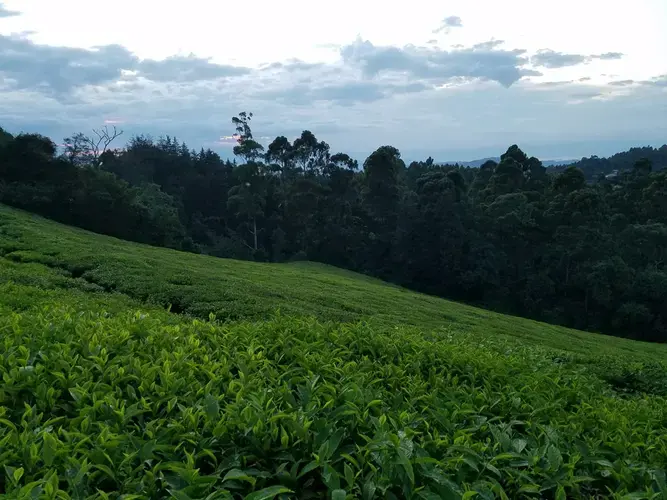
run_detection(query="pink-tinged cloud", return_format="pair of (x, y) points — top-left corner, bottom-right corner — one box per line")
(104, 119), (125, 125)
(215, 135), (240, 147)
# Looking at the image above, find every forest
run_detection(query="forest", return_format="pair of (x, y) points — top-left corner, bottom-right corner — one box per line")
(1, 115), (667, 342)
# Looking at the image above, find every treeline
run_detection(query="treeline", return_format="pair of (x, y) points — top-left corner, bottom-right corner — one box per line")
(1, 118), (667, 342)
(548, 145), (667, 181)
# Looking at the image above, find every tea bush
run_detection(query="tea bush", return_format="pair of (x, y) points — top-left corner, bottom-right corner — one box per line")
(1, 292), (666, 499)
(1, 205), (667, 498)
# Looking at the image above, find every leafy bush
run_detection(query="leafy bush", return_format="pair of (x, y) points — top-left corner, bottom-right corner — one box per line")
(2, 205), (667, 498)
(2, 295), (667, 499)
(600, 360), (667, 396)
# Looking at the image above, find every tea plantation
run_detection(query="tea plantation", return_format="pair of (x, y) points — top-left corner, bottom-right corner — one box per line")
(1, 204), (667, 499)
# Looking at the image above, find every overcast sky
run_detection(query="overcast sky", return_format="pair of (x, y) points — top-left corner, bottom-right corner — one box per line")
(1, 0), (666, 162)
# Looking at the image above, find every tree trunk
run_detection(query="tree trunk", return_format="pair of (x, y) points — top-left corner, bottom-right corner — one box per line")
(253, 217), (258, 251)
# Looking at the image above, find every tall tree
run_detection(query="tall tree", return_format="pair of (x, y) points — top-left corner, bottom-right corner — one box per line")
(361, 145), (405, 274)
(265, 135), (294, 174)
(292, 130), (330, 175)
(231, 112), (264, 163)
(227, 163), (266, 252)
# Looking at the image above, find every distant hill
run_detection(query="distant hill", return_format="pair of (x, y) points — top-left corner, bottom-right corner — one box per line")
(546, 145), (667, 180)
(437, 145), (667, 181)
(438, 156), (575, 168)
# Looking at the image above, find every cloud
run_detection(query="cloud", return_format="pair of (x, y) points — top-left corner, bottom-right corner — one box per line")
(608, 79), (634, 86)
(531, 50), (585, 68)
(434, 16), (463, 33)
(340, 38), (539, 87)
(256, 79), (431, 106)
(261, 59), (323, 73)
(640, 74), (667, 87)
(0, 34), (138, 96)
(0, 2), (19, 17)
(569, 90), (603, 99)
(0, 34), (251, 97)
(0, 32), (663, 162)
(537, 80), (575, 87)
(597, 52), (624, 60)
(473, 40), (505, 50)
(531, 49), (624, 68)
(3, 74), (665, 162)
(137, 55), (250, 82)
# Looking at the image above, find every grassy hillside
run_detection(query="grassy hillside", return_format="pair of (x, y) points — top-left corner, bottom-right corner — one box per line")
(1, 204), (667, 499)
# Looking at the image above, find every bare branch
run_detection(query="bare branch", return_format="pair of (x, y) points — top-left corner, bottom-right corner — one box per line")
(80, 126), (123, 167)
(240, 238), (254, 251)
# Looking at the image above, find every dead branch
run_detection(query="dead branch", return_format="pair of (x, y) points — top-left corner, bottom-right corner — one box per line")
(84, 126), (123, 166)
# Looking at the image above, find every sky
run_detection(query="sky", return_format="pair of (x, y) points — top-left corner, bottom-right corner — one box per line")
(0, 0), (666, 162)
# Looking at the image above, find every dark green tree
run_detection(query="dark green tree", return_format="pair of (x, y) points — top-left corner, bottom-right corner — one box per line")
(232, 112), (264, 163)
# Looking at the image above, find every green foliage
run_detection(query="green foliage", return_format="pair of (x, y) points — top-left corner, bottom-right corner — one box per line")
(3, 204), (666, 361)
(1, 280), (667, 498)
(0, 127), (13, 148)
(3, 118), (667, 342)
(550, 145), (667, 181)
(232, 112), (264, 163)
(1, 206), (667, 497)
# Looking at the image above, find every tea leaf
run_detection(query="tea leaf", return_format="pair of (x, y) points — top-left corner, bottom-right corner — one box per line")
(43, 432), (57, 466)
(332, 489), (347, 500)
(244, 485), (293, 500)
(203, 394), (219, 420)
(13, 466), (24, 483)
(223, 469), (256, 486)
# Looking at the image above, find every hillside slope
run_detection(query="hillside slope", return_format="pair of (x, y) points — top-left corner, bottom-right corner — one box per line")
(1, 204), (667, 498)
(1, 204), (664, 361)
